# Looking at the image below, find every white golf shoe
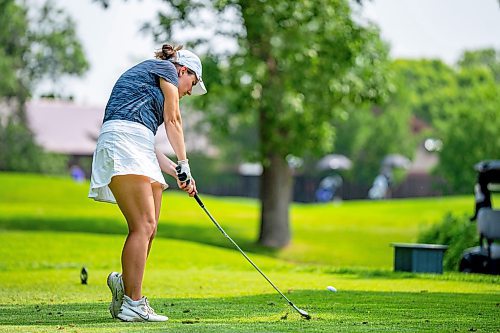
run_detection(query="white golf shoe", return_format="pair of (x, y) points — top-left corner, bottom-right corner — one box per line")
(106, 272), (124, 319)
(117, 295), (168, 322)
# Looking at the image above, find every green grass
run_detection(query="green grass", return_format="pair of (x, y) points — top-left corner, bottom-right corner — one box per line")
(0, 173), (498, 332)
(0, 173), (475, 268)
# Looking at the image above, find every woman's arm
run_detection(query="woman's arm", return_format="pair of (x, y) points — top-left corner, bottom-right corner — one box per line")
(155, 147), (197, 196)
(159, 77), (187, 161)
(155, 148), (177, 178)
(158, 77), (197, 196)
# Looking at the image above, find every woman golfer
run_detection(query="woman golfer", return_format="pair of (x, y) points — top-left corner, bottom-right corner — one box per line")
(88, 44), (206, 322)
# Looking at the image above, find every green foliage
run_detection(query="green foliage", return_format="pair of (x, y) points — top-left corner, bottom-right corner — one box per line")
(434, 56), (500, 193)
(151, 0), (391, 163)
(334, 106), (415, 184)
(378, 50), (500, 193)
(332, 57), (425, 184)
(458, 48), (500, 83)
(390, 59), (457, 124)
(0, 0), (88, 101)
(0, 0), (28, 98)
(0, 118), (68, 174)
(38, 152), (70, 175)
(417, 213), (478, 271)
(144, 0), (393, 245)
(0, 118), (41, 172)
(24, 1), (89, 86)
(0, 0), (88, 174)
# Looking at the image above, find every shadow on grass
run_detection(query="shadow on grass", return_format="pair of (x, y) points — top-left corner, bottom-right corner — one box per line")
(0, 216), (277, 256)
(0, 290), (498, 332)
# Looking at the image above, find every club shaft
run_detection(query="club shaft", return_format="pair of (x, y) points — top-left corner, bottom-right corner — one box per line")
(194, 194), (301, 314)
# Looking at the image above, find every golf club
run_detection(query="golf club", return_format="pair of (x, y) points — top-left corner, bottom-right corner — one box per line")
(176, 168), (310, 319)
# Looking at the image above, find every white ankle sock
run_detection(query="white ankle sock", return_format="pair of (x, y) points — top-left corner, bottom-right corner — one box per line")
(124, 295), (142, 306)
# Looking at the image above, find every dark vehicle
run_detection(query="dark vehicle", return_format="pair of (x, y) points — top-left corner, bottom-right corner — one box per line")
(459, 160), (500, 274)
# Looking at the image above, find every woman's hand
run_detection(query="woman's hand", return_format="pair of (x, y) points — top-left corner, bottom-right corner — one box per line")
(176, 160), (197, 196)
(177, 177), (197, 197)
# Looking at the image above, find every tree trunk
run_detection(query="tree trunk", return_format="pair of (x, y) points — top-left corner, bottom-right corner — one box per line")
(16, 95), (28, 124)
(258, 153), (293, 248)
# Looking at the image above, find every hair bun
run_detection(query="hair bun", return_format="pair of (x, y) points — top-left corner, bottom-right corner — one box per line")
(155, 43), (183, 60)
(162, 44), (174, 54)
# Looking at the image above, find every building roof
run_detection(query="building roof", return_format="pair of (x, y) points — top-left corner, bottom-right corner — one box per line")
(27, 99), (103, 155)
(26, 99), (215, 156)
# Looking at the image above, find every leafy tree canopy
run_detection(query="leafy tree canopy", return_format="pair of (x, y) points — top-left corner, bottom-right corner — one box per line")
(0, 0), (89, 173)
(0, 0), (89, 107)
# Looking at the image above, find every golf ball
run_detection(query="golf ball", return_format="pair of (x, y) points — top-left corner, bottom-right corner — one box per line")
(327, 286), (337, 292)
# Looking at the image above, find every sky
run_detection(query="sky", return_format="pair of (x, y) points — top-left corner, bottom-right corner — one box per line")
(32, 0), (500, 106)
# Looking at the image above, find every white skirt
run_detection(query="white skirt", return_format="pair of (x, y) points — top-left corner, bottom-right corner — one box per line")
(88, 120), (168, 204)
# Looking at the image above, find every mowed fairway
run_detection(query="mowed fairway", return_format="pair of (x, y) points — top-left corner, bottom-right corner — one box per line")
(0, 173), (498, 332)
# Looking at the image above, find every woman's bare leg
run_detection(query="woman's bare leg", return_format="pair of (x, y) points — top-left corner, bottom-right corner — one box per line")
(147, 182), (163, 257)
(109, 175), (157, 301)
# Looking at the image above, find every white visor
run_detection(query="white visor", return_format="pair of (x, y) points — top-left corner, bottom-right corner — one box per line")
(192, 80), (207, 96)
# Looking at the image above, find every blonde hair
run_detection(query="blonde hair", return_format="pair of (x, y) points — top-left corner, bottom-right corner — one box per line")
(154, 43), (183, 61)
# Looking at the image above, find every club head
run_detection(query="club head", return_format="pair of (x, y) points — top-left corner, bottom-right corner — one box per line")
(297, 308), (311, 320)
(291, 302), (311, 320)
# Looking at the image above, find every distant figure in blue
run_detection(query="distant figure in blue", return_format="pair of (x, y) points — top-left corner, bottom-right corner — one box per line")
(316, 175), (343, 202)
(70, 165), (85, 182)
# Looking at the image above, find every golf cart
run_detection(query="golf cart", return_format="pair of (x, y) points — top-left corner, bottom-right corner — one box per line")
(459, 160), (500, 274)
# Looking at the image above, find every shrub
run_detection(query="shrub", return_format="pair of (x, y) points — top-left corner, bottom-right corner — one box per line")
(0, 118), (68, 175)
(417, 213), (478, 271)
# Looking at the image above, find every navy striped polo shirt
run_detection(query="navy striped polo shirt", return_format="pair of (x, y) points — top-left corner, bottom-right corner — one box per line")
(103, 59), (179, 134)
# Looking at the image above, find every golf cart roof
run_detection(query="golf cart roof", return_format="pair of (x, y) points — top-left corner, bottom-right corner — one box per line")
(474, 160), (500, 173)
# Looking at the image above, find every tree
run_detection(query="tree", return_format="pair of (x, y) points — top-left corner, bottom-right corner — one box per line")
(434, 50), (500, 193)
(161, 0), (391, 248)
(0, 0), (27, 102)
(334, 105), (415, 186)
(96, 0), (391, 247)
(0, 0), (88, 117)
(370, 50), (500, 193)
(458, 48), (500, 83)
(387, 59), (457, 124)
(0, 0), (89, 172)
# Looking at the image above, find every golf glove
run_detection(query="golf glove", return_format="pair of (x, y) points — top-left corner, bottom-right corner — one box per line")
(176, 159), (192, 184)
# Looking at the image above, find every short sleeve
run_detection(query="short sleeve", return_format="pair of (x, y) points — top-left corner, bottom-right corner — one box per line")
(149, 60), (179, 87)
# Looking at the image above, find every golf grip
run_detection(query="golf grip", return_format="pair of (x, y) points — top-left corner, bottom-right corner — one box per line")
(176, 169), (199, 203)
(194, 194), (204, 207)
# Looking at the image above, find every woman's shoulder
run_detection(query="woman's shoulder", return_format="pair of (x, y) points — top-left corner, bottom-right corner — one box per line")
(138, 59), (176, 71)
(141, 59), (178, 85)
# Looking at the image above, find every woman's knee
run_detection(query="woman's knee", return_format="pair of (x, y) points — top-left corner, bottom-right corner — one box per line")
(150, 226), (158, 241)
(129, 216), (157, 239)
